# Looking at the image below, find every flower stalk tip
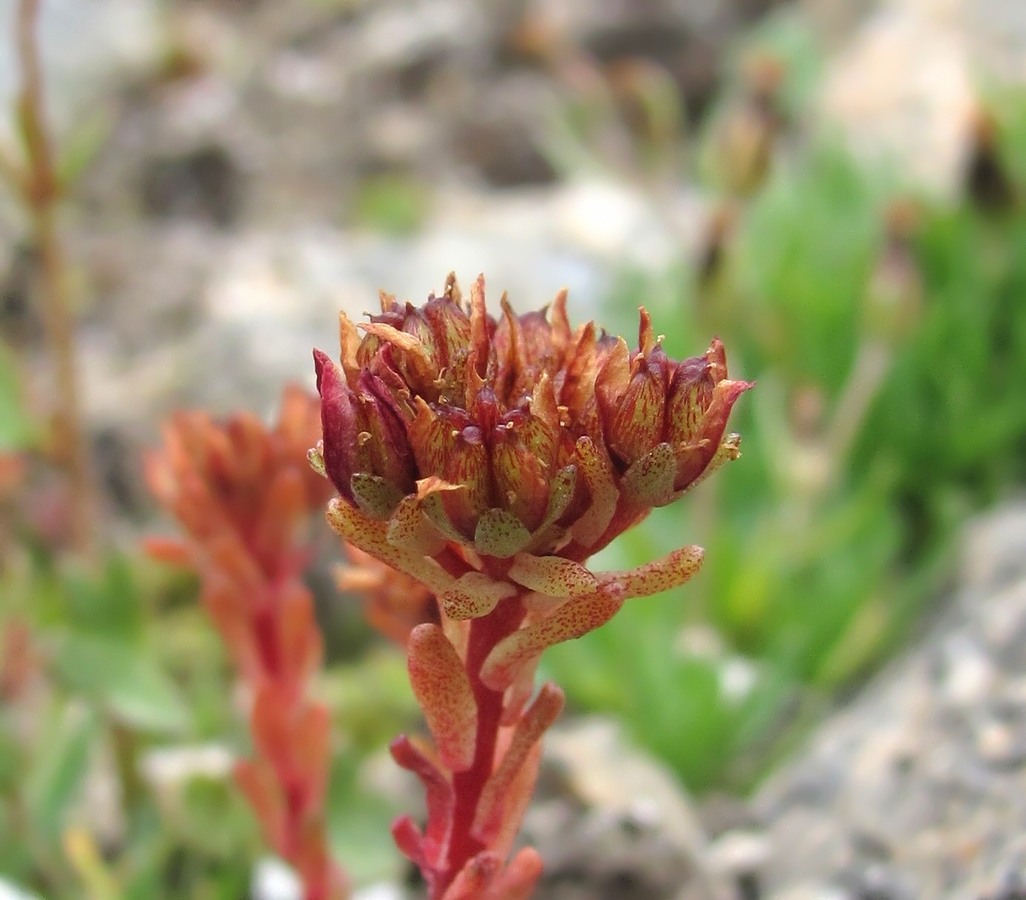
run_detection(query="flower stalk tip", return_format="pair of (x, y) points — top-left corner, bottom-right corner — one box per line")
(315, 275), (749, 897)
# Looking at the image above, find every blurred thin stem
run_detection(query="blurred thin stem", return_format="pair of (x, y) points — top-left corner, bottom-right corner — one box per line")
(826, 339), (892, 464)
(0, 141), (21, 187)
(63, 827), (120, 900)
(13, 0), (95, 555)
(109, 720), (144, 812)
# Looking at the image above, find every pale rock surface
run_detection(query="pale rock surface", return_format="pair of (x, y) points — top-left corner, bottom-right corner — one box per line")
(819, 0), (1026, 197)
(750, 500), (1026, 899)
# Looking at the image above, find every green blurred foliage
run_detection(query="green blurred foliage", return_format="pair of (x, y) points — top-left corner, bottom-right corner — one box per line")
(352, 173), (430, 236)
(0, 346), (37, 451)
(0, 553), (411, 897)
(547, 45), (1026, 790)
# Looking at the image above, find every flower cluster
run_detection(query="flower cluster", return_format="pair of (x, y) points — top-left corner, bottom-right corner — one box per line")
(314, 274), (750, 898)
(146, 386), (348, 900)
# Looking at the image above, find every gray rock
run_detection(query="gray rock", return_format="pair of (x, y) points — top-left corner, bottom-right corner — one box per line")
(525, 717), (731, 900)
(960, 502), (1026, 596)
(0, 0), (162, 137)
(707, 828), (771, 885)
(755, 502), (1026, 900)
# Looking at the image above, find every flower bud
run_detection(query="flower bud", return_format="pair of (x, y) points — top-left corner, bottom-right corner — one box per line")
(314, 350), (418, 507)
(313, 349), (365, 503)
(665, 355), (715, 448)
(491, 407), (557, 531)
(423, 292), (471, 354)
(408, 400), (493, 538)
(316, 279), (749, 565)
(599, 346), (671, 467)
(355, 369), (417, 496)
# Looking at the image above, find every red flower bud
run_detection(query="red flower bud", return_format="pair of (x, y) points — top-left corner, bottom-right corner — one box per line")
(315, 276), (749, 561)
(665, 339), (752, 491)
(313, 349), (364, 503)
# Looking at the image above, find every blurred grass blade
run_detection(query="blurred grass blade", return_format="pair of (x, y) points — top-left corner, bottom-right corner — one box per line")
(25, 706), (97, 844)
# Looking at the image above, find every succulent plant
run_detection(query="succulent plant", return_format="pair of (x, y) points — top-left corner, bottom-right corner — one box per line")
(313, 274), (749, 898)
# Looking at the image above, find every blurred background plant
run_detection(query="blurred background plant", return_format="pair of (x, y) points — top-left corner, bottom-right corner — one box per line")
(544, 22), (1026, 791)
(3, 0), (1026, 896)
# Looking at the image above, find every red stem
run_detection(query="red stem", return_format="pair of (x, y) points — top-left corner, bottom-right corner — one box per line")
(251, 579), (345, 899)
(437, 596), (525, 896)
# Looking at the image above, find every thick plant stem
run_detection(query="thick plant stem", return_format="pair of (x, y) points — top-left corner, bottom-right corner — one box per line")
(439, 598), (525, 897)
(15, 0), (95, 555)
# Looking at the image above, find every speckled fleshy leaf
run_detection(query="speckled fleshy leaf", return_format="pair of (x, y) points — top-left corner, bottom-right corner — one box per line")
(620, 442), (677, 508)
(491, 848), (544, 900)
(500, 655), (543, 726)
(439, 571), (517, 620)
(474, 508), (532, 558)
(326, 497), (389, 557)
(418, 495), (468, 545)
(528, 465), (577, 553)
(391, 815), (426, 868)
(441, 852), (501, 900)
(569, 437), (619, 548)
(407, 625), (477, 772)
(351, 472), (405, 519)
(675, 431), (743, 498)
(325, 499), (454, 595)
(472, 683), (564, 843)
(386, 496), (448, 557)
(599, 545), (704, 598)
(307, 444), (326, 478)
(518, 592), (564, 618)
(480, 584), (625, 691)
(390, 734), (453, 867)
(507, 553), (597, 597)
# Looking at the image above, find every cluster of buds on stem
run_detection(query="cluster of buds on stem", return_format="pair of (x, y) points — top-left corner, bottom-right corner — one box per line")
(314, 274), (750, 898)
(146, 386), (349, 900)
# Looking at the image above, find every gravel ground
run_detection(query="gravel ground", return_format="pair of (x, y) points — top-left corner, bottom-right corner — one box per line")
(744, 502), (1026, 900)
